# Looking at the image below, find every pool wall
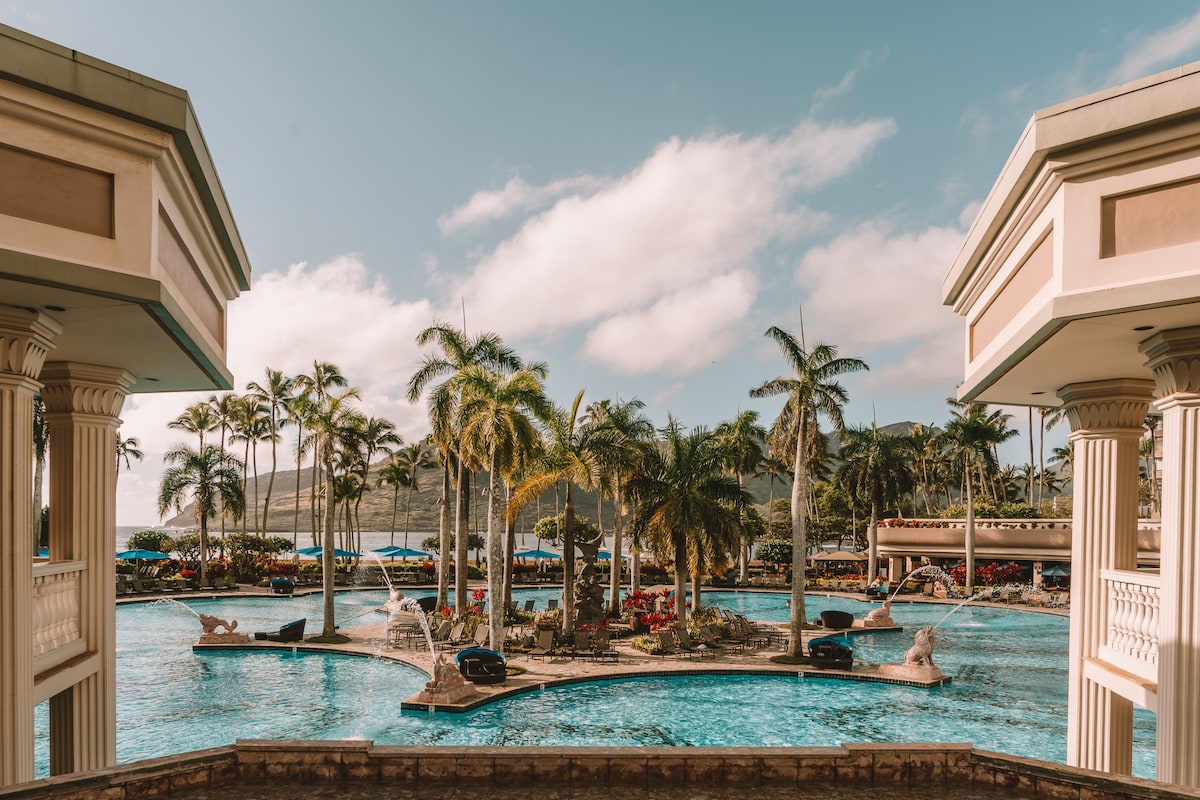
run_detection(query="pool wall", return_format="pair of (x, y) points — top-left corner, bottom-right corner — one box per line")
(1, 742), (1193, 800)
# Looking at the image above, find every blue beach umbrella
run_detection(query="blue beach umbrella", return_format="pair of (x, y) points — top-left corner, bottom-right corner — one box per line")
(115, 549), (171, 560)
(514, 548), (561, 560)
(370, 545), (430, 560)
(596, 551), (627, 560)
(292, 546), (361, 559)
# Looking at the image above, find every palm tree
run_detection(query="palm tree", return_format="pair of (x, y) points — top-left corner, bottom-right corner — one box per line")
(625, 421), (750, 631)
(753, 453), (790, 540)
(510, 389), (601, 635)
(207, 393), (240, 536)
(387, 440), (438, 548)
(308, 387), (363, 638)
(750, 326), (867, 658)
(838, 424), (913, 582)
(284, 391), (317, 549)
(230, 396), (270, 534)
(939, 400), (1014, 595)
(157, 444), (244, 582)
(295, 362), (350, 544)
(168, 402), (216, 450)
(1037, 407), (1066, 507)
(407, 323), (522, 611)
(116, 435), (143, 475)
(350, 415), (401, 552)
(715, 410), (767, 583)
(906, 423), (940, 515)
(459, 363), (549, 648)
(247, 368), (294, 533)
(32, 395), (48, 551)
(1143, 415), (1159, 516)
(585, 398), (654, 614)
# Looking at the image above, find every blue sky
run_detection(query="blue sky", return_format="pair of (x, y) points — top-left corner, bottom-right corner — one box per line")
(6, 2), (1200, 524)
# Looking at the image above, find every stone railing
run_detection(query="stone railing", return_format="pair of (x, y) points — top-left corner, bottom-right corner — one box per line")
(1098, 568), (1160, 684)
(31, 560), (87, 674)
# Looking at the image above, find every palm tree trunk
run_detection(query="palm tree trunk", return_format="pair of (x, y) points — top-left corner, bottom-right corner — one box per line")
(867, 495), (879, 583)
(690, 569), (702, 614)
(965, 464), (976, 596)
(486, 453), (505, 649)
(264, 418), (278, 532)
(403, 483), (415, 548)
(389, 486), (399, 548)
(291, 426), (303, 550)
(737, 473), (749, 583)
(251, 441), (261, 534)
(321, 451), (338, 638)
(437, 462), (451, 610)
(1027, 408), (1035, 504)
(608, 475), (624, 615)
(503, 483), (516, 609)
(242, 439), (251, 534)
(674, 533), (688, 631)
(562, 483), (576, 636)
(455, 461), (469, 612)
(197, 507), (209, 583)
(787, 407), (809, 659)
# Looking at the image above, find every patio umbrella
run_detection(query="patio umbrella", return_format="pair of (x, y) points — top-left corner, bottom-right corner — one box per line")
(292, 546), (361, 559)
(1041, 565), (1071, 577)
(596, 550), (627, 560)
(514, 548), (561, 560)
(115, 549), (171, 560)
(370, 545), (430, 560)
(810, 550), (867, 562)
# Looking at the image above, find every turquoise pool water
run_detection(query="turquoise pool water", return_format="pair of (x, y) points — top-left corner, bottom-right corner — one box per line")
(34, 589), (1157, 778)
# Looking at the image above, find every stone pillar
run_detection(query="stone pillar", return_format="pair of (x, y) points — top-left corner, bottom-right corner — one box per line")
(1141, 327), (1200, 788)
(1058, 378), (1153, 776)
(0, 307), (60, 786)
(39, 362), (133, 776)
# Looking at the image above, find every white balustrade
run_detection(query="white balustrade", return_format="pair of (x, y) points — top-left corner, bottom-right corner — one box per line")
(31, 561), (86, 673)
(1099, 568), (1160, 684)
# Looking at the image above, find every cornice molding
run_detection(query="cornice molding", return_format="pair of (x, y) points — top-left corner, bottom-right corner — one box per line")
(0, 306), (61, 379)
(39, 362), (134, 418)
(1057, 379), (1155, 433)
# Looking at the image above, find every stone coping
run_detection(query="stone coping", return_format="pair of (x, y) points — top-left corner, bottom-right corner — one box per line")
(3, 741), (1198, 800)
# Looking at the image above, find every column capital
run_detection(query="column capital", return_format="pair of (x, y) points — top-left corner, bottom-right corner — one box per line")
(39, 362), (135, 419)
(0, 306), (62, 381)
(1141, 326), (1200, 399)
(1057, 379), (1156, 435)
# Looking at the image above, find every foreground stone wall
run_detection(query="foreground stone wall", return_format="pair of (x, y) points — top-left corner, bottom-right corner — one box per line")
(2, 741), (1197, 800)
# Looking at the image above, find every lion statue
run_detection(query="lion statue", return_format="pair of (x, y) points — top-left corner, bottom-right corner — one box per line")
(903, 626), (936, 667)
(197, 613), (238, 635)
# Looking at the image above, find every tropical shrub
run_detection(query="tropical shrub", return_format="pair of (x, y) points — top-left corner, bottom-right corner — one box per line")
(949, 560), (1023, 587)
(126, 529), (175, 554)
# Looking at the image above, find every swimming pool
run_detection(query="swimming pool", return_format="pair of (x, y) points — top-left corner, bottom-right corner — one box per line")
(34, 589), (1157, 778)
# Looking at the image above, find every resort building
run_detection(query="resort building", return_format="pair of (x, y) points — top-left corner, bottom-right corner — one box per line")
(0, 25), (248, 786)
(945, 62), (1200, 788)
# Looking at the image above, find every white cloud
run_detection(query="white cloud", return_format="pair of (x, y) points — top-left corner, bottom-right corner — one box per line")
(794, 221), (965, 390)
(452, 118), (896, 346)
(581, 272), (755, 375)
(1109, 8), (1200, 84)
(810, 50), (888, 114)
(439, 175), (609, 234)
(115, 255), (437, 524)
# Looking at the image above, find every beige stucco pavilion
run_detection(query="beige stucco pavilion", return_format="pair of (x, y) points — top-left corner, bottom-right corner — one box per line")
(946, 62), (1200, 787)
(0, 25), (248, 785)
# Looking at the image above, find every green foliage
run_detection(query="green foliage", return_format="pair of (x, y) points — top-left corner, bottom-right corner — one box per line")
(756, 538), (792, 565)
(172, 533), (202, 564)
(126, 529), (175, 554)
(743, 506), (766, 541)
(419, 533), (485, 556)
(941, 501), (1037, 519)
(223, 532), (293, 580)
(532, 513), (599, 546)
(763, 498), (792, 539)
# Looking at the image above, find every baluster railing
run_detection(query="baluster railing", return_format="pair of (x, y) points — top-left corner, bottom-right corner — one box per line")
(31, 561), (86, 673)
(1099, 568), (1160, 684)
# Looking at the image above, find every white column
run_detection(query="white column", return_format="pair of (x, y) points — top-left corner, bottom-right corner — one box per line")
(0, 307), (60, 786)
(1141, 327), (1200, 788)
(39, 362), (132, 776)
(1058, 378), (1153, 776)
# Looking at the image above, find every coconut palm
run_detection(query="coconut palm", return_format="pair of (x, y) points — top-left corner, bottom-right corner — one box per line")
(715, 410), (767, 583)
(246, 368), (294, 533)
(750, 326), (867, 658)
(939, 400), (1013, 595)
(388, 440), (438, 548)
(308, 386), (363, 638)
(116, 435), (143, 474)
(510, 389), (602, 635)
(229, 396), (271, 534)
(458, 364), (550, 648)
(32, 395), (48, 551)
(349, 415), (401, 552)
(584, 398), (654, 613)
(407, 323), (522, 611)
(837, 424), (913, 582)
(207, 393), (240, 536)
(157, 444), (245, 583)
(1037, 407), (1066, 506)
(296, 362), (350, 542)
(625, 420), (750, 631)
(284, 391), (317, 549)
(168, 402), (216, 450)
(906, 423), (940, 515)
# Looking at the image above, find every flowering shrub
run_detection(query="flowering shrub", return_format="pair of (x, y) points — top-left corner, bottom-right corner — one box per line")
(471, 587), (487, 603)
(637, 611), (676, 631)
(622, 589), (672, 612)
(180, 569), (196, 579)
(949, 560), (1023, 587)
(421, 561), (435, 576)
(576, 617), (610, 632)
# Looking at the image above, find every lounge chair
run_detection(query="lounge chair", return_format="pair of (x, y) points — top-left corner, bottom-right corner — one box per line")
(808, 636), (853, 670)
(254, 619), (306, 643)
(591, 629), (619, 663)
(677, 628), (717, 660)
(818, 610), (854, 630)
(522, 599), (535, 613)
(528, 629), (556, 660)
(654, 629), (681, 657)
(547, 598), (559, 611)
(570, 630), (591, 659)
(435, 621), (467, 650)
